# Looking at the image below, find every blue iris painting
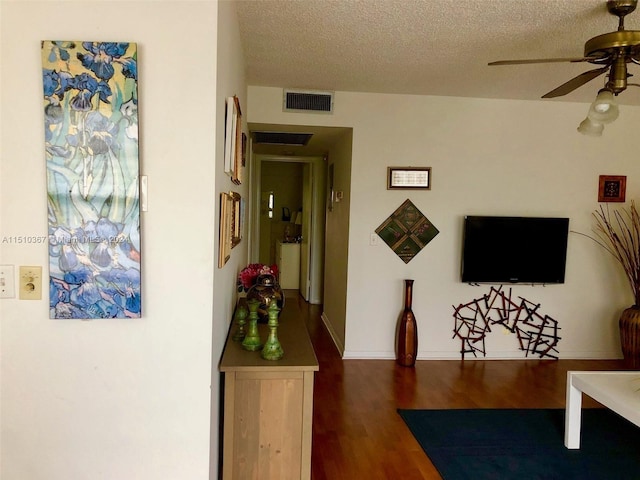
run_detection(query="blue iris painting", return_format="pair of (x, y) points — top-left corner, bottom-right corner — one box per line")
(42, 41), (141, 319)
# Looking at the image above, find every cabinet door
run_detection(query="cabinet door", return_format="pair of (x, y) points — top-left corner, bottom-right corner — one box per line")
(227, 372), (306, 480)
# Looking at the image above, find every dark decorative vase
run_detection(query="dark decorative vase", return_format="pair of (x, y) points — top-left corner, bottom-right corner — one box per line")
(619, 305), (640, 367)
(396, 279), (417, 367)
(246, 273), (284, 323)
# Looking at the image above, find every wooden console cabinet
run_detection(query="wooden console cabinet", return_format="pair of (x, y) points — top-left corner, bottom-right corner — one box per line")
(219, 298), (318, 479)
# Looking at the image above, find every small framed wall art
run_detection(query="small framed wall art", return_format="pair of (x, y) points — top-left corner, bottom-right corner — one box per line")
(218, 192), (234, 268)
(598, 175), (626, 203)
(387, 167), (431, 190)
(231, 192), (242, 248)
(224, 96), (244, 184)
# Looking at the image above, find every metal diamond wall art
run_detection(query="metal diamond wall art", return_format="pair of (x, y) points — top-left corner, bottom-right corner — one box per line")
(42, 41), (140, 319)
(375, 199), (439, 263)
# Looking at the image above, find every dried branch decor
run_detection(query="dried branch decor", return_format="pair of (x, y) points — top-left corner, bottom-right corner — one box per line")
(581, 201), (640, 306)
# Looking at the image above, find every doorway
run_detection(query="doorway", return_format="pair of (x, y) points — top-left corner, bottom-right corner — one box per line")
(250, 154), (326, 304)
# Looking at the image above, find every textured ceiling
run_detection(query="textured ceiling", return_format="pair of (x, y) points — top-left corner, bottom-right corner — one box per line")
(236, 0), (640, 106)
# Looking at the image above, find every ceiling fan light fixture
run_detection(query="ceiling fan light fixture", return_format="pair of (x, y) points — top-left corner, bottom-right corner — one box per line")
(593, 88), (616, 111)
(577, 117), (605, 136)
(489, 1), (640, 100)
(588, 88), (619, 123)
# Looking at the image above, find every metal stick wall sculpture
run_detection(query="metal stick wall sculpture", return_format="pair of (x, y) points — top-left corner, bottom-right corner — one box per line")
(452, 286), (560, 359)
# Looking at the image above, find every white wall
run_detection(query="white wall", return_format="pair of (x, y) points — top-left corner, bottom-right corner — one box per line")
(321, 133), (352, 352)
(212, 0), (248, 476)
(0, 1), (247, 479)
(248, 85), (640, 360)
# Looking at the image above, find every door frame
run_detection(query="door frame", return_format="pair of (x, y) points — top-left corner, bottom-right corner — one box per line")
(249, 154), (326, 304)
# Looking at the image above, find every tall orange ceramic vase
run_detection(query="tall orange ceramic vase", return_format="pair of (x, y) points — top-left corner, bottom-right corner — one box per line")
(396, 279), (417, 367)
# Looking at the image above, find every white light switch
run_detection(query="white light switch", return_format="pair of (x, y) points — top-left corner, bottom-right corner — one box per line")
(0, 265), (16, 298)
(141, 175), (148, 212)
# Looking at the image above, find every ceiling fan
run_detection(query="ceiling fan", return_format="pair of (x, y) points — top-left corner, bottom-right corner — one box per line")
(489, 0), (640, 98)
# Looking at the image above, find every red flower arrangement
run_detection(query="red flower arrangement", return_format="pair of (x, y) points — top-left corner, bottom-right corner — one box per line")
(237, 263), (279, 292)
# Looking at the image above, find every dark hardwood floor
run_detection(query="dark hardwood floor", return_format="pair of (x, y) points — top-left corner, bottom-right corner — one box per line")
(297, 296), (630, 480)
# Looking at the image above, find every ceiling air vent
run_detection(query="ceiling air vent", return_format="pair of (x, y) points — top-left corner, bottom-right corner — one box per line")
(253, 131), (313, 146)
(283, 89), (334, 113)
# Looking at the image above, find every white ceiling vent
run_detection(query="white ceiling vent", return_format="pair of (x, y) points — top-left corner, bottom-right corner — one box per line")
(283, 89), (334, 114)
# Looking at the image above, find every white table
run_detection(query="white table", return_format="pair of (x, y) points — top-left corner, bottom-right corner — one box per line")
(564, 371), (640, 449)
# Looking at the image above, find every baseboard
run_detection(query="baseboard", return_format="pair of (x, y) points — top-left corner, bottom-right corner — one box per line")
(556, 351), (623, 360)
(342, 351), (396, 360)
(339, 350), (623, 360)
(320, 312), (345, 356)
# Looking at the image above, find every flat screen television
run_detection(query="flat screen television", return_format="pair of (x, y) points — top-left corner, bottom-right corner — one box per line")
(461, 215), (569, 284)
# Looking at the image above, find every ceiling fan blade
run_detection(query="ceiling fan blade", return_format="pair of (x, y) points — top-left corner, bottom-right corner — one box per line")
(488, 57), (601, 66)
(541, 66), (610, 98)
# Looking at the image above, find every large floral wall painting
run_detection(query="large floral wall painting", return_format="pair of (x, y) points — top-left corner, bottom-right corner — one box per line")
(42, 41), (141, 319)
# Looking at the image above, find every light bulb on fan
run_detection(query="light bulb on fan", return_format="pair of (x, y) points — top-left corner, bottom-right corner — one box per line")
(589, 89), (619, 123)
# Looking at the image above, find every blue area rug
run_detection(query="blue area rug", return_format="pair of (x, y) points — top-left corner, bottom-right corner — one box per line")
(398, 408), (640, 480)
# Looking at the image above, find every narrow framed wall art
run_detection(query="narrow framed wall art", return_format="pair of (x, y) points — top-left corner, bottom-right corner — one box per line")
(219, 192), (234, 268)
(224, 95), (243, 184)
(42, 41), (141, 319)
(231, 192), (242, 248)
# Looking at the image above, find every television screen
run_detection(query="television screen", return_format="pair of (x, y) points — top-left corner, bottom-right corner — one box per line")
(461, 216), (569, 284)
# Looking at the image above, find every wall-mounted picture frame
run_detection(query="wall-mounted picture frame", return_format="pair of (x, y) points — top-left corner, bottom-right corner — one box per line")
(218, 192), (234, 268)
(42, 40), (141, 319)
(387, 167), (431, 190)
(231, 192), (242, 248)
(232, 96), (243, 185)
(224, 97), (237, 177)
(224, 95), (244, 185)
(375, 198), (439, 263)
(598, 175), (626, 203)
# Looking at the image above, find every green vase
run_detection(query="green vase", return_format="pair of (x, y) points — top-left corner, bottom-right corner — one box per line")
(261, 302), (284, 361)
(232, 304), (248, 342)
(242, 299), (263, 351)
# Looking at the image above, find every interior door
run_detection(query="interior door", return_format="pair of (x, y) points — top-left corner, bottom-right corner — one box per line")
(299, 163), (312, 300)
(259, 190), (273, 264)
